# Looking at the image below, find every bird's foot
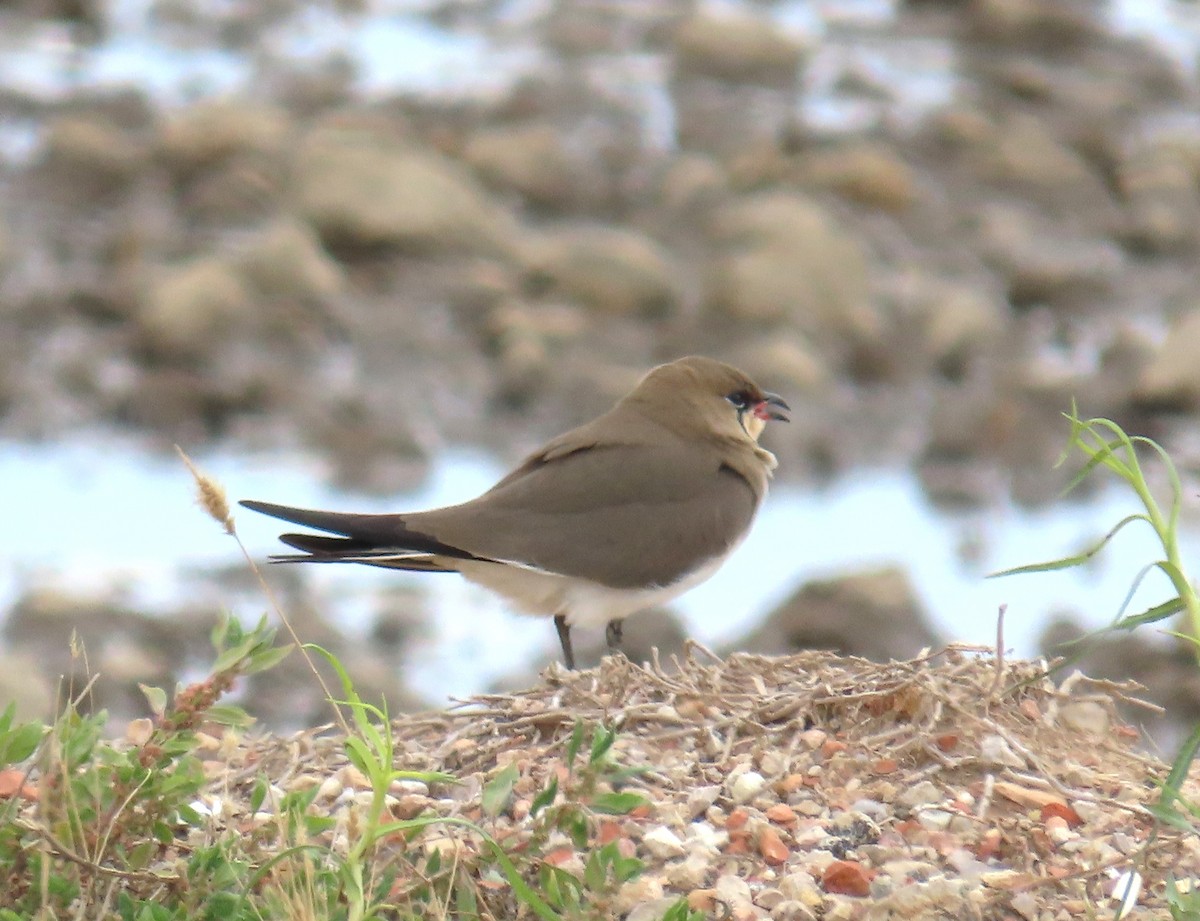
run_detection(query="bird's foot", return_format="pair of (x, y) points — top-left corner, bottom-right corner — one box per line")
(605, 619), (624, 656)
(554, 614), (576, 670)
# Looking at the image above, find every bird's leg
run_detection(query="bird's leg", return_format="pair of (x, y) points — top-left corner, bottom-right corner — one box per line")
(605, 619), (624, 655)
(554, 614), (576, 669)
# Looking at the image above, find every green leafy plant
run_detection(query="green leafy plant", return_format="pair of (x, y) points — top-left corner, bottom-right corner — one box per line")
(0, 613), (292, 918)
(491, 720), (650, 919)
(991, 407), (1200, 835)
(992, 405), (1200, 650)
(1166, 872), (1200, 921)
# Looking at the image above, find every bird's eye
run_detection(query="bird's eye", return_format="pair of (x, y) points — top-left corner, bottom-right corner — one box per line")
(726, 391), (751, 410)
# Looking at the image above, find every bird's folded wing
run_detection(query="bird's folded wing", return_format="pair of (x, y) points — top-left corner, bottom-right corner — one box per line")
(412, 439), (760, 589)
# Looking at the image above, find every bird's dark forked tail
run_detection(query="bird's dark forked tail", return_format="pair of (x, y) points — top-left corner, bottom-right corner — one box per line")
(239, 499), (482, 569)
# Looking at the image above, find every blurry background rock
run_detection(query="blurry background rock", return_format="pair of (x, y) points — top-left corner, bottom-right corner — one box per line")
(2, 0), (1200, 739)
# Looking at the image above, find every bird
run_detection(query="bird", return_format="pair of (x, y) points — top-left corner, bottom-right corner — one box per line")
(240, 356), (789, 669)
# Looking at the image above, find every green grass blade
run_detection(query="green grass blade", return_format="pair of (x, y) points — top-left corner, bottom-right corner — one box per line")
(1148, 727), (1200, 834)
(989, 514), (1148, 578)
(1112, 597), (1186, 631)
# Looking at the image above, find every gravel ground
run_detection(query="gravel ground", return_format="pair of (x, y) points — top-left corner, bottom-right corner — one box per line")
(88, 646), (1200, 919)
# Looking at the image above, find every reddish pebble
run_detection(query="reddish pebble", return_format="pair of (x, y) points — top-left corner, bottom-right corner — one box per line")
(1040, 802), (1083, 828)
(765, 803), (797, 825)
(820, 740), (847, 759)
(724, 835), (750, 855)
(935, 733), (959, 752)
(822, 859), (872, 897)
(1019, 699), (1041, 721)
(758, 826), (789, 866)
(975, 828), (1002, 860)
(872, 758), (898, 774)
(0, 770), (36, 802)
(543, 847), (575, 867)
(776, 774), (807, 794)
(687, 890), (717, 911)
(597, 820), (622, 844)
(726, 808), (750, 831)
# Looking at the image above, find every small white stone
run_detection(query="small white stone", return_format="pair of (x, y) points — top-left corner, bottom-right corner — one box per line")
(1058, 700), (1110, 735)
(316, 775), (342, 801)
(771, 899), (819, 920)
(760, 750), (787, 775)
(1045, 817), (1075, 845)
(980, 734), (1025, 768)
(687, 784), (721, 817)
(730, 770), (767, 803)
(792, 824), (829, 848)
(799, 729), (827, 750)
(391, 778), (429, 797)
(666, 853), (710, 889)
(642, 825), (686, 859)
(778, 870), (821, 904)
(1110, 869), (1143, 919)
(756, 887), (786, 909)
(715, 873), (754, 910)
(615, 877), (664, 914)
(850, 798), (887, 819)
(689, 821), (728, 853)
(1010, 890), (1039, 921)
(897, 781), (942, 809)
(916, 808), (953, 831)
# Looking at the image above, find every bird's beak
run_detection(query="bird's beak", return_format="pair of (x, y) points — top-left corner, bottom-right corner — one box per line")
(754, 392), (791, 423)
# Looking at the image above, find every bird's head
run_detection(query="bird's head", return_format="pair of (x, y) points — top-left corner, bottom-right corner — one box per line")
(628, 356), (790, 446)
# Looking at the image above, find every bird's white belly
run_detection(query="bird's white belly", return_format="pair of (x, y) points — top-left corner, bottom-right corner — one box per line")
(456, 549), (733, 630)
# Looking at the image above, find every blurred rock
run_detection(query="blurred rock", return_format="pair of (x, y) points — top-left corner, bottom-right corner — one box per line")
(657, 153), (729, 215)
(729, 336), (831, 396)
(734, 567), (942, 661)
(156, 101), (292, 224)
(1116, 133), (1200, 254)
(480, 297), (593, 405)
(137, 256), (253, 361)
(524, 226), (682, 319)
(237, 218), (345, 307)
(3, 586), (214, 725)
(794, 142), (918, 213)
(0, 652), (55, 722)
(673, 11), (806, 87)
(894, 275), (1007, 377)
(369, 585), (429, 653)
(298, 394), (429, 495)
(35, 116), (147, 202)
(159, 100), (291, 174)
(1134, 309), (1200, 410)
(917, 387), (1013, 506)
(704, 191), (877, 341)
(462, 122), (575, 209)
(975, 204), (1123, 309)
(973, 113), (1116, 219)
(247, 644), (425, 729)
(965, 0), (1103, 49)
(294, 126), (522, 257)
